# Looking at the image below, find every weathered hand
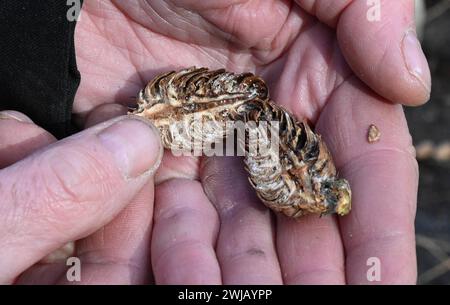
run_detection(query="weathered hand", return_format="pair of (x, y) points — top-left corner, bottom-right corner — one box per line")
(69, 0), (428, 284)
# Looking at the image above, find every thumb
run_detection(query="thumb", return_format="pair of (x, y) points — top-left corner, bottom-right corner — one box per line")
(0, 116), (162, 284)
(337, 0), (431, 105)
(296, 0), (431, 105)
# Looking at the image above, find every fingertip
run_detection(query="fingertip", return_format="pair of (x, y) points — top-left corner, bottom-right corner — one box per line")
(0, 114), (56, 168)
(400, 29), (432, 106)
(83, 104), (163, 178)
(84, 103), (128, 128)
(337, 0), (431, 105)
(96, 116), (163, 179)
(0, 110), (34, 123)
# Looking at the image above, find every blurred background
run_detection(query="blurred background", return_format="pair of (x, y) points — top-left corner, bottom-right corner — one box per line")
(409, 0), (450, 285)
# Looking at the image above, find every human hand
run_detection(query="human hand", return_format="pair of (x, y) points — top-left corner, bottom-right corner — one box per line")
(0, 111), (162, 284)
(72, 0), (427, 284)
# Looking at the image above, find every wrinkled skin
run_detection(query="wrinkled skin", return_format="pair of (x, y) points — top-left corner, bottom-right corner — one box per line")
(2, 0), (429, 284)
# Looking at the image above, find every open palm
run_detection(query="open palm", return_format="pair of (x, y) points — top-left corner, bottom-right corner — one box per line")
(61, 0), (427, 284)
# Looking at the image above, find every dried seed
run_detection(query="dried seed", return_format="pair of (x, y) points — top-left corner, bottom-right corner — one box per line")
(130, 67), (351, 217)
(368, 124), (381, 143)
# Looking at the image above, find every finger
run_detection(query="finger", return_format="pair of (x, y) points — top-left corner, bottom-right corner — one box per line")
(19, 175), (156, 285)
(151, 179), (222, 284)
(201, 157), (283, 284)
(64, 104), (154, 284)
(17, 105), (151, 284)
(276, 215), (345, 284)
(0, 111), (55, 168)
(0, 110), (34, 123)
(295, 0), (431, 105)
(67, 179), (155, 284)
(0, 116), (162, 284)
(317, 76), (418, 284)
(84, 103), (128, 128)
(0, 111), (61, 284)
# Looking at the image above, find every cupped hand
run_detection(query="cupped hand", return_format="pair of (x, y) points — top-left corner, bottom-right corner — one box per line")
(68, 0), (427, 284)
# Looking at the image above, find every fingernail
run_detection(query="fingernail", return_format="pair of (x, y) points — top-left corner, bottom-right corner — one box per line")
(97, 118), (162, 179)
(0, 110), (33, 123)
(402, 30), (431, 94)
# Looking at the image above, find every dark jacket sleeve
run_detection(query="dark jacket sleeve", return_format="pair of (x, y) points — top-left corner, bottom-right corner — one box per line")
(0, 1), (83, 138)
